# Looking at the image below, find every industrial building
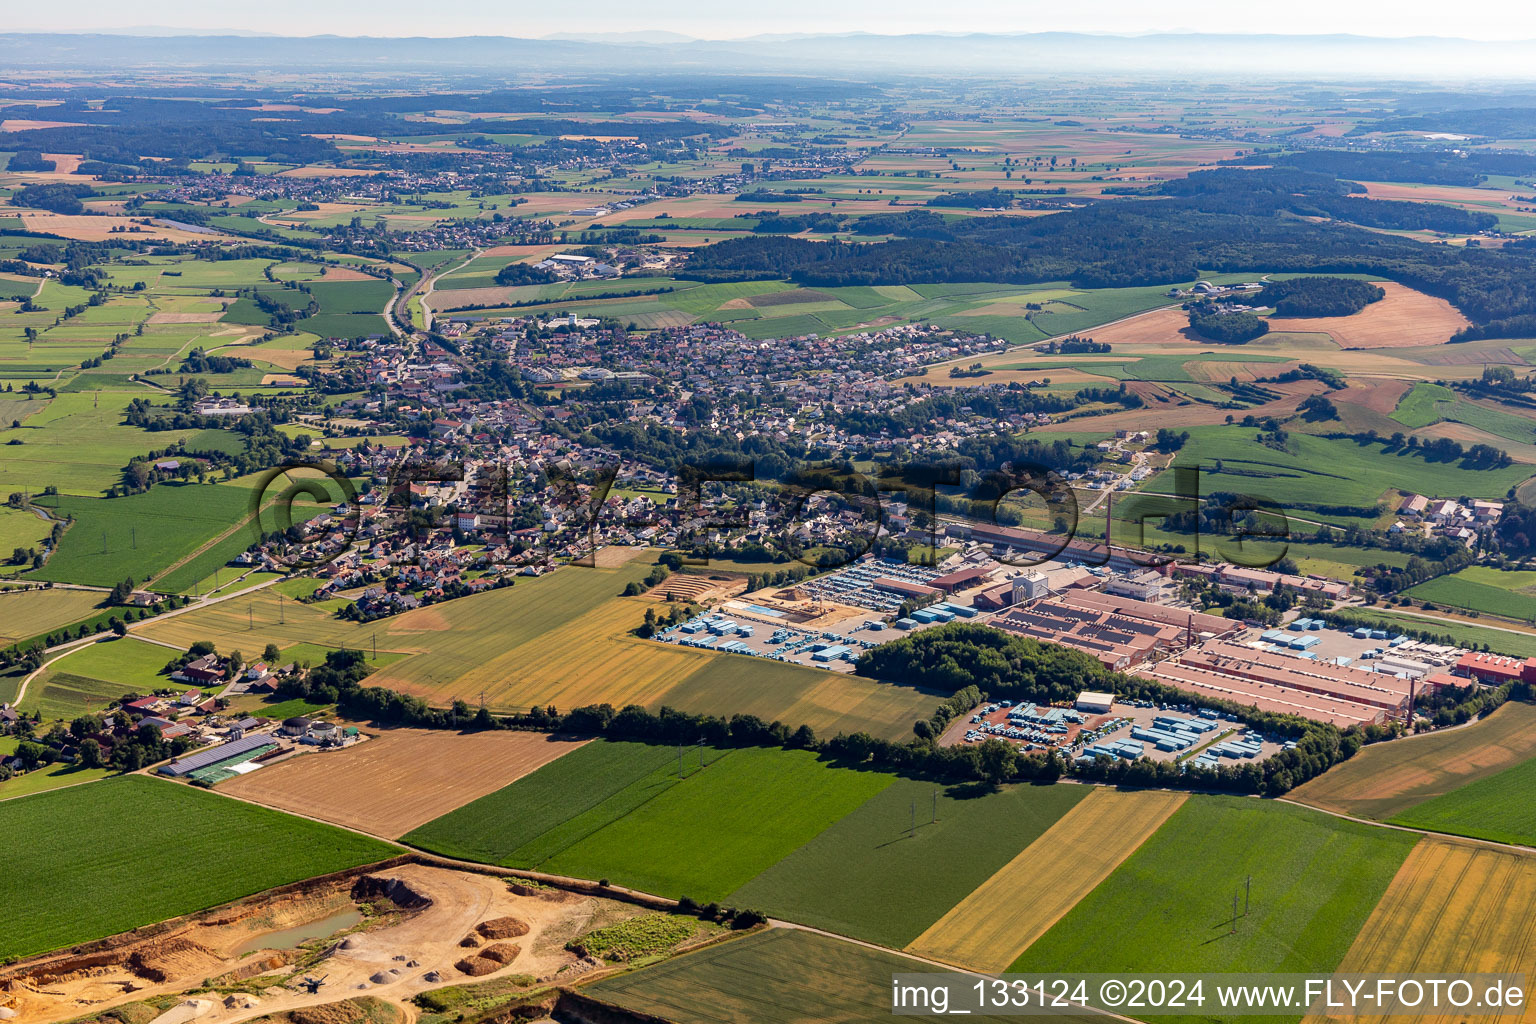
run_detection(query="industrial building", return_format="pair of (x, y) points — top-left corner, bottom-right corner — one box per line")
(1140, 641), (1414, 727)
(991, 599), (1182, 669)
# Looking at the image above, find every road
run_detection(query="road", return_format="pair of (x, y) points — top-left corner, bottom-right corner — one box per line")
(10, 573), (282, 707)
(386, 248), (481, 337)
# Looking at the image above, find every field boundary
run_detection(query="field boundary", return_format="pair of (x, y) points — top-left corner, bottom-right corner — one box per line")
(906, 787), (1186, 971)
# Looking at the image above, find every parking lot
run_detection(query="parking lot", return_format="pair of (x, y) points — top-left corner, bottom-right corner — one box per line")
(942, 696), (1289, 767)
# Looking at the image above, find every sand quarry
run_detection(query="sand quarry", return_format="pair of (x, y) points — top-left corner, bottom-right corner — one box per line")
(0, 864), (641, 1024)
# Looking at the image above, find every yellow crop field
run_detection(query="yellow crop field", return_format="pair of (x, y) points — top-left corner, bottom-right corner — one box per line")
(137, 562), (936, 740)
(374, 594), (702, 710)
(0, 587), (107, 645)
(1289, 702), (1536, 820)
(906, 787), (1187, 971)
(1306, 838), (1536, 1024)
(136, 585), (392, 656)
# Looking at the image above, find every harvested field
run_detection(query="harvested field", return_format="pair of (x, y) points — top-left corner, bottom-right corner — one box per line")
(0, 119), (87, 131)
(1267, 282), (1469, 349)
(17, 213), (232, 242)
(219, 728), (587, 839)
(147, 311), (224, 324)
(906, 788), (1185, 971)
(0, 587), (107, 645)
(574, 544), (650, 568)
(1305, 838), (1536, 1024)
(1340, 378), (1412, 414)
(1288, 702), (1536, 820)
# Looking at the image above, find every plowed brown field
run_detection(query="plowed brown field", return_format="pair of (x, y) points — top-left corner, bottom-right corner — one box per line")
(220, 728), (586, 838)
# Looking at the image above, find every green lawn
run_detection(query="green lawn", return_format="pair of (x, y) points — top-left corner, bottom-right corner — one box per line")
(0, 775), (397, 960)
(0, 762), (113, 801)
(1389, 756), (1536, 847)
(1011, 797), (1417, 988)
(728, 778), (1088, 947)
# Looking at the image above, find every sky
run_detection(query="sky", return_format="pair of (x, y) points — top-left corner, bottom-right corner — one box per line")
(9, 0), (1536, 41)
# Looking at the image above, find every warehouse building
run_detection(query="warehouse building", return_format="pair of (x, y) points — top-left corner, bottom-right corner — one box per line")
(992, 599), (1182, 670)
(1140, 641), (1413, 726)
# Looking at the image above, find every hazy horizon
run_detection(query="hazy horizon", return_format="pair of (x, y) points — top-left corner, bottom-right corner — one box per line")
(8, 0), (1536, 43)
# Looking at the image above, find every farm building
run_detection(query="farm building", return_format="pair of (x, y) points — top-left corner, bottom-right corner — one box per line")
(158, 733), (276, 777)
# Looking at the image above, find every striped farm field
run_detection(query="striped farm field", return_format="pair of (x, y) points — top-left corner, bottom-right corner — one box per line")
(1305, 838), (1536, 1024)
(907, 787), (1186, 971)
(381, 593), (705, 711)
(1288, 702), (1536, 821)
(137, 556), (937, 740)
(728, 778), (1090, 948)
(0, 587), (105, 646)
(1010, 797), (1416, 981)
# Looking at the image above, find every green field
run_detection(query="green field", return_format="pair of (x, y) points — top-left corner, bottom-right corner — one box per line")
(1327, 608), (1536, 658)
(587, 927), (1098, 1024)
(1392, 383), (1536, 444)
(1388, 756), (1536, 847)
(542, 746), (893, 901)
(30, 483), (257, 588)
(1011, 797), (1416, 984)
(404, 740), (691, 865)
(728, 779), (1088, 948)
(22, 636), (180, 721)
(1138, 426), (1533, 517)
(409, 741), (895, 901)
(0, 762), (113, 801)
(0, 393), (216, 497)
(1408, 566), (1536, 622)
(0, 775), (397, 959)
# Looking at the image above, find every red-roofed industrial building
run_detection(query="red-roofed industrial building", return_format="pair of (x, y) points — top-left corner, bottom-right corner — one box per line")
(1455, 651), (1527, 684)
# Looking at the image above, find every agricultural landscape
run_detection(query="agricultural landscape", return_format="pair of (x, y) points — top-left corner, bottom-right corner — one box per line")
(4, 19), (1536, 1024)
